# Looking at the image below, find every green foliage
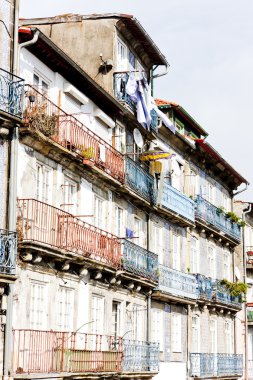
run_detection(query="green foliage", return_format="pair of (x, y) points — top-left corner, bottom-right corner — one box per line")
(216, 206), (226, 215)
(225, 211), (240, 223)
(82, 147), (95, 160)
(220, 279), (248, 297)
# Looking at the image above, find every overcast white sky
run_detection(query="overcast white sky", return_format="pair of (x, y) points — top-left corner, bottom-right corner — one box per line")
(20, 0), (253, 200)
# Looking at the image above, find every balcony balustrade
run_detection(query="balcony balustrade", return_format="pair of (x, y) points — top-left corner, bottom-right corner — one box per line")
(122, 239), (158, 282)
(248, 360), (253, 380)
(0, 229), (17, 275)
(17, 199), (121, 268)
(125, 156), (155, 203)
(158, 182), (195, 223)
(0, 68), (24, 118)
(12, 329), (122, 374)
(122, 340), (159, 373)
(195, 274), (213, 301)
(113, 72), (158, 133)
(190, 353), (243, 378)
(24, 85), (124, 182)
(248, 308), (253, 322)
(157, 265), (198, 300)
(214, 280), (242, 309)
(195, 196), (241, 241)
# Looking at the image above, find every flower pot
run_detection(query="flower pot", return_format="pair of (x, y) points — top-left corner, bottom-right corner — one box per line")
(83, 159), (95, 167)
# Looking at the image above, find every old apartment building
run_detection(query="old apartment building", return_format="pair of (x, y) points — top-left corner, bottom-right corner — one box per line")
(0, 10), (249, 380)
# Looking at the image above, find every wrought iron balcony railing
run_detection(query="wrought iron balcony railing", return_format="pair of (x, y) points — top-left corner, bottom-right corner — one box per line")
(17, 199), (121, 268)
(195, 274), (213, 301)
(122, 340), (159, 373)
(190, 353), (243, 378)
(125, 156), (155, 203)
(158, 182), (195, 223)
(195, 195), (241, 241)
(157, 265), (198, 300)
(24, 85), (124, 182)
(0, 229), (17, 275)
(214, 280), (242, 308)
(0, 68), (24, 118)
(12, 329), (122, 374)
(113, 72), (158, 133)
(122, 239), (158, 282)
(248, 309), (253, 322)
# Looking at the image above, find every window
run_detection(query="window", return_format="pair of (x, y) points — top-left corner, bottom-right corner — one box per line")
(225, 320), (232, 353)
(190, 237), (199, 273)
(57, 287), (74, 331)
(36, 163), (52, 203)
(222, 192), (230, 211)
(33, 72), (50, 92)
(207, 182), (215, 204)
(192, 316), (200, 352)
(151, 308), (164, 350)
(112, 301), (121, 337)
(171, 158), (183, 191)
(30, 281), (47, 329)
(115, 206), (124, 237)
(172, 313), (182, 352)
(210, 318), (217, 353)
(208, 246), (216, 279)
(113, 125), (125, 153)
(175, 119), (184, 134)
(223, 250), (231, 280)
(126, 304), (145, 341)
(62, 177), (77, 214)
(91, 295), (104, 334)
(153, 224), (163, 264)
(134, 217), (142, 247)
(117, 39), (127, 70)
(94, 196), (105, 229)
(189, 169), (199, 197)
(172, 233), (181, 270)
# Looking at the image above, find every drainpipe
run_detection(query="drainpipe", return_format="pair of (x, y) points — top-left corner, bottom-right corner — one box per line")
(3, 26), (40, 380)
(146, 212), (151, 343)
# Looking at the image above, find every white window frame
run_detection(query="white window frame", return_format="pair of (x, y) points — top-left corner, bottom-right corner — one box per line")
(134, 217), (143, 247)
(151, 308), (164, 351)
(117, 38), (128, 71)
(114, 205), (124, 237)
(207, 181), (215, 204)
(189, 168), (199, 197)
(57, 286), (74, 331)
(30, 281), (47, 330)
(94, 195), (105, 230)
(208, 245), (216, 279)
(191, 236), (199, 273)
(36, 162), (52, 203)
(172, 313), (182, 352)
(223, 249), (231, 281)
(62, 176), (77, 215)
(192, 315), (200, 352)
(153, 223), (163, 264)
(210, 318), (217, 353)
(33, 70), (50, 92)
(91, 295), (104, 334)
(224, 319), (233, 354)
(172, 232), (181, 271)
(112, 301), (122, 337)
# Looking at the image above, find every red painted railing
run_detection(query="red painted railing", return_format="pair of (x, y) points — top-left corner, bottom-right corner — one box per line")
(12, 329), (122, 374)
(24, 85), (124, 182)
(17, 199), (121, 268)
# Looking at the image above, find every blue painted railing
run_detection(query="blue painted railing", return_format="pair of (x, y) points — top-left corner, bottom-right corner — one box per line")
(0, 68), (24, 118)
(125, 157), (155, 203)
(122, 340), (159, 372)
(195, 195), (241, 241)
(122, 239), (158, 282)
(214, 280), (242, 308)
(190, 353), (243, 377)
(159, 182), (195, 223)
(0, 229), (17, 275)
(195, 274), (213, 300)
(157, 265), (198, 300)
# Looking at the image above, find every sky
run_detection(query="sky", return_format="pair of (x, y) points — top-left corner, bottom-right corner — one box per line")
(20, 0), (253, 200)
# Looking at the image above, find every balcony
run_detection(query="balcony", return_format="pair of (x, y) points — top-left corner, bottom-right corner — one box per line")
(195, 196), (241, 242)
(213, 280), (242, 310)
(195, 274), (213, 301)
(246, 249), (253, 267)
(154, 265), (198, 302)
(248, 308), (253, 322)
(17, 199), (121, 268)
(12, 329), (122, 375)
(23, 85), (124, 183)
(122, 340), (159, 373)
(125, 156), (155, 203)
(190, 353), (243, 378)
(0, 68), (24, 119)
(158, 181), (195, 224)
(0, 229), (17, 279)
(122, 239), (158, 283)
(113, 72), (158, 133)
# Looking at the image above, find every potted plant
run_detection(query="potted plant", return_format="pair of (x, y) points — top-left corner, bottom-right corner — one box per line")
(81, 147), (95, 166)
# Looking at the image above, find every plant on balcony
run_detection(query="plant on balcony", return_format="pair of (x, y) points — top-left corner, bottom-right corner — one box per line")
(216, 206), (226, 215)
(225, 211), (240, 223)
(220, 279), (248, 298)
(25, 100), (58, 137)
(81, 147), (95, 160)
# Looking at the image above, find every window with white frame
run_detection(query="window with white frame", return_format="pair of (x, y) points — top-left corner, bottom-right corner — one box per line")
(172, 233), (181, 271)
(189, 169), (199, 197)
(112, 301), (122, 337)
(114, 125), (125, 153)
(207, 182), (215, 204)
(94, 196), (105, 230)
(171, 158), (183, 191)
(134, 217), (143, 247)
(117, 39), (128, 71)
(132, 304), (144, 341)
(57, 287), (74, 331)
(33, 71), (50, 92)
(151, 308), (164, 350)
(208, 245), (216, 279)
(224, 319), (233, 353)
(223, 249), (231, 281)
(172, 313), (182, 352)
(153, 223), (163, 264)
(91, 295), (104, 334)
(192, 315), (200, 352)
(62, 177), (77, 214)
(115, 205), (124, 237)
(191, 236), (199, 273)
(210, 318), (217, 353)
(30, 281), (47, 330)
(222, 192), (230, 211)
(36, 163), (52, 203)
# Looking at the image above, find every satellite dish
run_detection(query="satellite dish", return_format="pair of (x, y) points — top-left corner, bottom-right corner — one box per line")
(133, 128), (144, 148)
